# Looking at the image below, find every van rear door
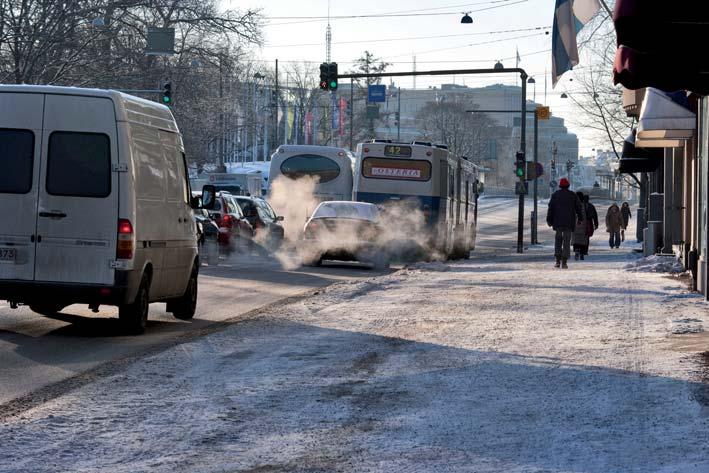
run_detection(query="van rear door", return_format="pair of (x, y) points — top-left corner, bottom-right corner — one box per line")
(0, 93), (44, 281)
(34, 95), (119, 285)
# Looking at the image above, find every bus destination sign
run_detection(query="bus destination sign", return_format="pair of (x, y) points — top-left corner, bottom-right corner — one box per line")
(384, 145), (412, 157)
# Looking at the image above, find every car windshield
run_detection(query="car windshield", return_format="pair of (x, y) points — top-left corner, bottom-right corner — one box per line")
(312, 202), (379, 221)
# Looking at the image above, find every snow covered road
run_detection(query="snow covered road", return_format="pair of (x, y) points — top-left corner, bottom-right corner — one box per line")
(2, 243), (709, 472)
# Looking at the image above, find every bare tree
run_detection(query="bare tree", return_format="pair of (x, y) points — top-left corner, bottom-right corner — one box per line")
(416, 96), (496, 159)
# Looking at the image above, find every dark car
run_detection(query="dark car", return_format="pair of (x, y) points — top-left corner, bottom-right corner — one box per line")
(193, 208), (219, 265)
(208, 192), (254, 255)
(301, 201), (389, 269)
(234, 196), (285, 250)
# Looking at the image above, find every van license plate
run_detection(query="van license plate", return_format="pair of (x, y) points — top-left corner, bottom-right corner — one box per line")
(0, 247), (16, 262)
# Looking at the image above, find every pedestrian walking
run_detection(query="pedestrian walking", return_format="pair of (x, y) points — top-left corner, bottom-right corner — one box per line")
(620, 202), (632, 241)
(606, 203), (623, 248)
(573, 193), (598, 260)
(547, 177), (583, 268)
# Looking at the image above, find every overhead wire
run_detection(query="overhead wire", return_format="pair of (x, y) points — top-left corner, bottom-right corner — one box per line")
(263, 0), (528, 27)
(264, 25), (550, 49)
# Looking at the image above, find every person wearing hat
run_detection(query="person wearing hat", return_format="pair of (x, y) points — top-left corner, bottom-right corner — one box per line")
(546, 177), (583, 268)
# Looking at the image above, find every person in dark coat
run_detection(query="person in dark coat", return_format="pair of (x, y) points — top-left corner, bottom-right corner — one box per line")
(547, 177), (583, 268)
(606, 203), (623, 248)
(573, 193), (599, 260)
(620, 202), (632, 241)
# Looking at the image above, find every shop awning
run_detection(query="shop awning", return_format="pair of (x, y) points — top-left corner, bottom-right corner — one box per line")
(618, 130), (663, 173)
(636, 88), (695, 148)
(612, 0), (709, 94)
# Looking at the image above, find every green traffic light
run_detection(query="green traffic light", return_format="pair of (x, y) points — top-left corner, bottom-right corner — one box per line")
(163, 96), (171, 104)
(329, 81), (337, 89)
(516, 168), (524, 177)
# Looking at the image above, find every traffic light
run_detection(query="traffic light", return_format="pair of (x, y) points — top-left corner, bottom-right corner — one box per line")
(161, 81), (172, 105)
(318, 62), (338, 91)
(394, 111), (400, 126)
(319, 63), (328, 90)
(515, 151), (526, 179)
(328, 62), (338, 90)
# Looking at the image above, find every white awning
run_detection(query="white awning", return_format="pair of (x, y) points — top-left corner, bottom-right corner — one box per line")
(636, 87), (695, 148)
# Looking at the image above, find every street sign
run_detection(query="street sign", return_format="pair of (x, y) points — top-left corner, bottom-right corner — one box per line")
(368, 85), (386, 103)
(366, 104), (380, 119)
(526, 162), (544, 179)
(535, 106), (550, 120)
(145, 27), (175, 56)
(515, 181), (528, 195)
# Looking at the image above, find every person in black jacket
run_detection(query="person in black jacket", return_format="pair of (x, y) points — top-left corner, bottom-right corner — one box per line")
(620, 202), (632, 241)
(547, 178), (583, 268)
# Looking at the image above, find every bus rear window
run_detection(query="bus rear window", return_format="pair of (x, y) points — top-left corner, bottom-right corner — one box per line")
(280, 154), (340, 183)
(362, 158), (431, 182)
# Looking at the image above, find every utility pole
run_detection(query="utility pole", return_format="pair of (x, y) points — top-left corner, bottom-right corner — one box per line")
(218, 54), (225, 173)
(532, 109), (539, 244)
(397, 86), (401, 142)
(349, 78), (354, 151)
(274, 59), (279, 150)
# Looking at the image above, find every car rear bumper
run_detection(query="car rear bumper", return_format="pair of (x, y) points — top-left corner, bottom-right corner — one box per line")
(0, 278), (130, 306)
(301, 239), (379, 261)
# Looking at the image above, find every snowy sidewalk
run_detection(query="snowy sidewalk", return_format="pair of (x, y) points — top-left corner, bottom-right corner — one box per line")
(2, 247), (709, 472)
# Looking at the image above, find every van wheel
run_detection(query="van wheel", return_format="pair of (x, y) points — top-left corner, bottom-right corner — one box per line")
(29, 303), (65, 316)
(119, 274), (150, 335)
(169, 268), (198, 320)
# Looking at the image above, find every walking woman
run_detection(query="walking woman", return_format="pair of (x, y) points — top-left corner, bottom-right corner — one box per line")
(620, 202), (632, 241)
(606, 203), (623, 248)
(573, 192), (588, 260)
(573, 193), (599, 260)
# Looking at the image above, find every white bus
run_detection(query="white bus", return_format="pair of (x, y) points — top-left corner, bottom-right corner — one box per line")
(354, 141), (482, 259)
(269, 145), (355, 201)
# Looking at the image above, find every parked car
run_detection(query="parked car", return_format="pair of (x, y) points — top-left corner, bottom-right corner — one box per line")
(233, 196), (285, 251)
(0, 85), (202, 334)
(193, 208), (219, 265)
(301, 201), (389, 269)
(207, 192), (253, 254)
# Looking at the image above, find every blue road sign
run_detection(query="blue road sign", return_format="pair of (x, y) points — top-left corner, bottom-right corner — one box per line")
(368, 85), (386, 103)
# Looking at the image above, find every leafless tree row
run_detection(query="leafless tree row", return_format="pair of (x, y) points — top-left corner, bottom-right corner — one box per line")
(0, 0), (262, 164)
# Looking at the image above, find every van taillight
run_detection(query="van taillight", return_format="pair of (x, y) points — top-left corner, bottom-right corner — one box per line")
(117, 219), (134, 260)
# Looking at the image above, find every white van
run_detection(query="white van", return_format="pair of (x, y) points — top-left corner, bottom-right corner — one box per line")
(0, 85), (203, 334)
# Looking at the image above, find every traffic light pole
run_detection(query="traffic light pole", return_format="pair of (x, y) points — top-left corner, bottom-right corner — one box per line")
(518, 77), (527, 254)
(466, 107), (540, 247)
(532, 110), (539, 244)
(338, 67), (528, 253)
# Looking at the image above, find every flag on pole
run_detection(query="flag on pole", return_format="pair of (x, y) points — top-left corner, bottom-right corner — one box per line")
(516, 47), (521, 68)
(551, 0), (600, 87)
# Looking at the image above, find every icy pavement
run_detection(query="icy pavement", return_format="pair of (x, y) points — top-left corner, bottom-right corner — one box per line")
(2, 248), (709, 472)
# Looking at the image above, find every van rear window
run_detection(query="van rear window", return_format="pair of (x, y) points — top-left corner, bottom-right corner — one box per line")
(0, 129), (34, 194)
(46, 132), (111, 198)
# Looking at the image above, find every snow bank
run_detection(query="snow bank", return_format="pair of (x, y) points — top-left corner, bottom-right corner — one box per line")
(624, 255), (685, 274)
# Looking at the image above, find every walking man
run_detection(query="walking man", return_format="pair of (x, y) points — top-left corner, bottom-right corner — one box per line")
(547, 177), (583, 268)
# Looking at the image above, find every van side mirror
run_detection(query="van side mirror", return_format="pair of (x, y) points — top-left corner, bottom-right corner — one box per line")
(276, 215), (284, 222)
(201, 185), (216, 210)
(190, 196), (201, 210)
